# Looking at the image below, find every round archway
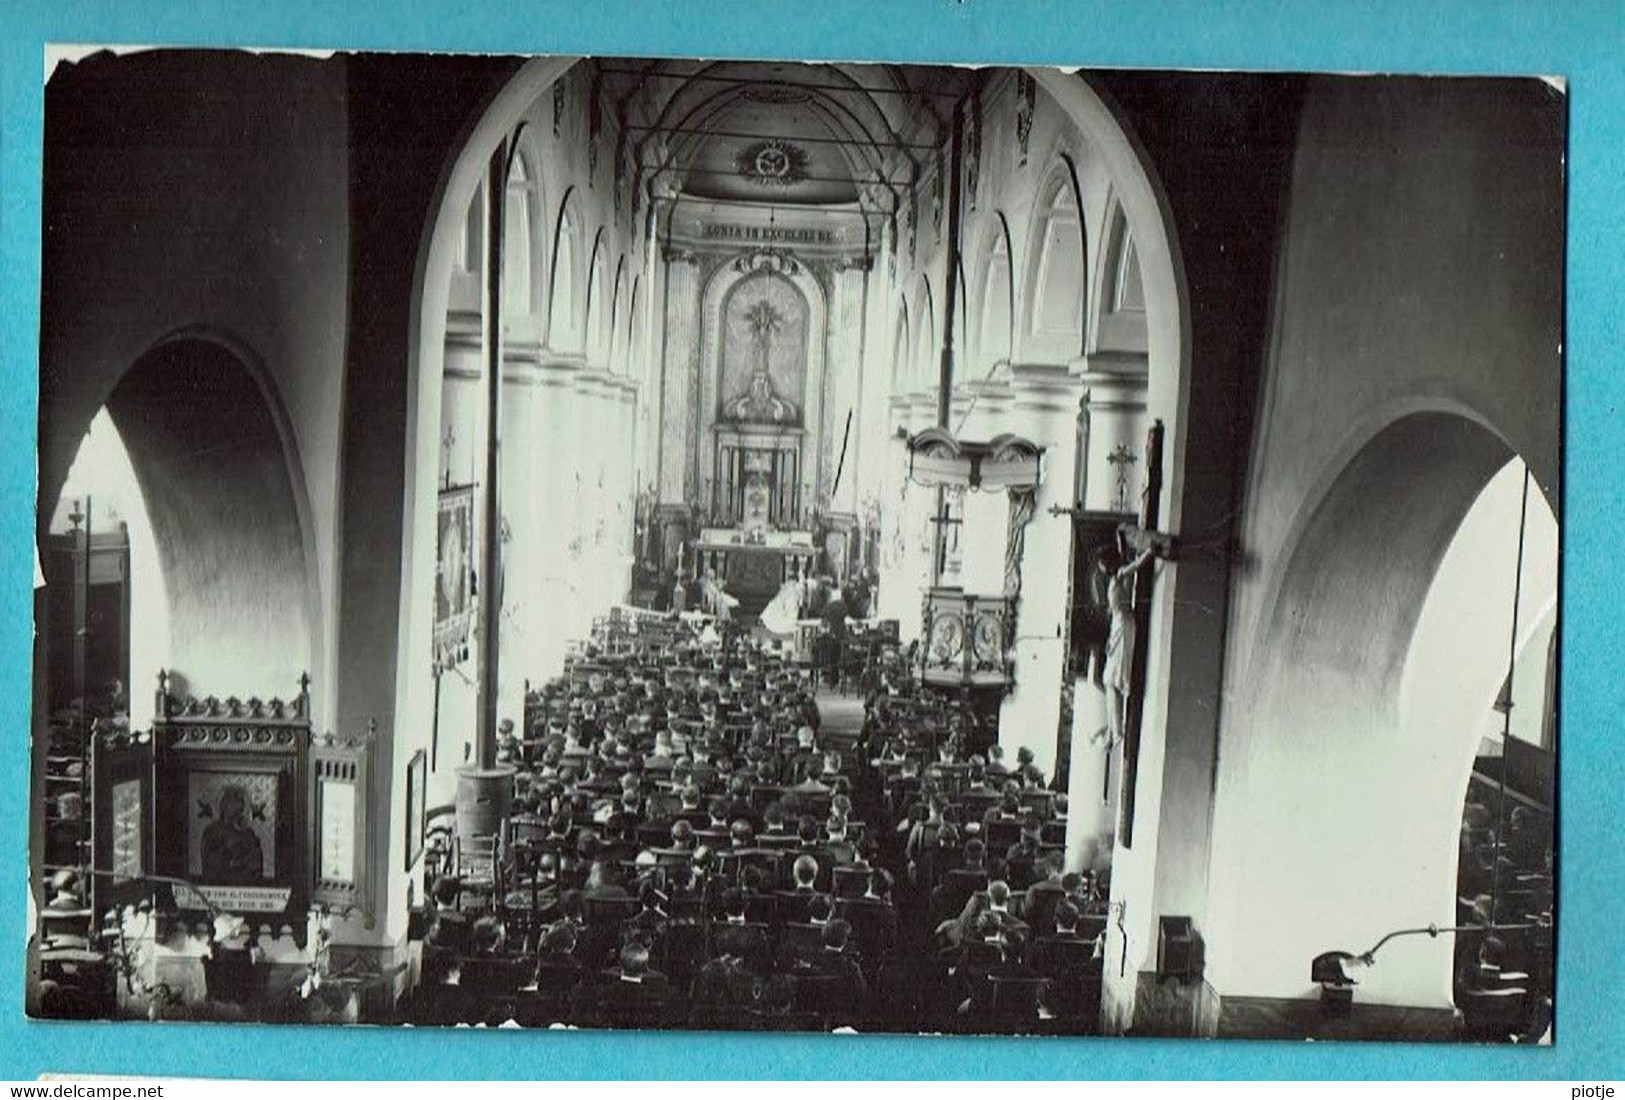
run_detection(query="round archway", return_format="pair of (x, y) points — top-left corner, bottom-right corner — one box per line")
(50, 336), (318, 707)
(1204, 409), (1554, 1015)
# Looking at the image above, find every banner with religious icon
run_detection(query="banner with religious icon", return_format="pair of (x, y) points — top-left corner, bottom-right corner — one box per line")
(434, 484), (475, 669)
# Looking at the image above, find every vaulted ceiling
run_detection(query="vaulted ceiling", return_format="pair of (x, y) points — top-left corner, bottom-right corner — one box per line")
(600, 59), (977, 208)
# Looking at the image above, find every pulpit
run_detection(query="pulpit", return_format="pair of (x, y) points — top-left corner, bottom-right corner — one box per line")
(921, 587), (1013, 688)
(904, 430), (1043, 692)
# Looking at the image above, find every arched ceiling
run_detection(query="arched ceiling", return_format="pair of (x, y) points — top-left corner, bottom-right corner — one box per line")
(599, 59), (975, 208)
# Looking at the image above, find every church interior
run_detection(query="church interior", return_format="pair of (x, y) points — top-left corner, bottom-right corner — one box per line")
(30, 49), (1561, 1041)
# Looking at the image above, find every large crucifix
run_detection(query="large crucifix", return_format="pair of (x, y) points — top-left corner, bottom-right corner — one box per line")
(1048, 419), (1171, 849)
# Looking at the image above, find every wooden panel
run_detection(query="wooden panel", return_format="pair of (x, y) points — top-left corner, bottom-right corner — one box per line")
(310, 725), (375, 918)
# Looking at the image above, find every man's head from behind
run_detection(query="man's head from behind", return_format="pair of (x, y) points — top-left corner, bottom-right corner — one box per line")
(619, 941), (652, 978)
(431, 874), (461, 908)
(793, 854), (819, 889)
(822, 918), (852, 953)
(541, 921), (578, 955)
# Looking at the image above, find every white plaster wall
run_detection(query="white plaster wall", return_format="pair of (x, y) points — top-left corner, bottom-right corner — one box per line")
(1203, 77), (1564, 1008)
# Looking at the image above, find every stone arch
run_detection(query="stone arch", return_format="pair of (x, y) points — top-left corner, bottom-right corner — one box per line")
(1204, 408), (1553, 1011)
(80, 333), (318, 702)
(582, 225), (610, 362)
(502, 132), (547, 322)
(972, 209), (1016, 374)
(547, 185), (585, 352)
(401, 55), (581, 908)
(607, 255), (628, 373)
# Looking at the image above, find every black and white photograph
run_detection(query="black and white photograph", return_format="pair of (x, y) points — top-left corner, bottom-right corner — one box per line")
(29, 47), (1562, 1042)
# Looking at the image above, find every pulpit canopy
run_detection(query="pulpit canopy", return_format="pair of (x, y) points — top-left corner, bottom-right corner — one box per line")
(905, 429), (1043, 490)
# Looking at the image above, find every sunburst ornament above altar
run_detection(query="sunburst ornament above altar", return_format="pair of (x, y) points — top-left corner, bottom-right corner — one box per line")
(734, 139), (810, 188)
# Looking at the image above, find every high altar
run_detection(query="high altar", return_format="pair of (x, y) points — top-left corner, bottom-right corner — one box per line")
(693, 254), (823, 602)
(642, 201), (876, 605)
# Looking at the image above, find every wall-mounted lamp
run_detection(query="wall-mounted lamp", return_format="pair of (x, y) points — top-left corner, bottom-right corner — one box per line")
(1312, 920), (1545, 1013)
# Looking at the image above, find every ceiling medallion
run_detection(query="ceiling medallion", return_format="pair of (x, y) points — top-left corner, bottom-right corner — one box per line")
(735, 139), (810, 188)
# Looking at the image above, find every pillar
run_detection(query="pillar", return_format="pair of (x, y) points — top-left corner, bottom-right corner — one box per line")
(656, 249), (699, 508)
(496, 345), (542, 728)
(531, 355), (583, 680)
(997, 363), (1084, 779)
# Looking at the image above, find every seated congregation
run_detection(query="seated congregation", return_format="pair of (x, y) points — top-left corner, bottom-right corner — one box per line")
(400, 617), (1106, 1032)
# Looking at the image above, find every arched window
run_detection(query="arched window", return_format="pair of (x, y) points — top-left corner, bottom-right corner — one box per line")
(502, 153), (538, 320)
(583, 232), (609, 361)
(1116, 233), (1145, 312)
(607, 260), (630, 373)
(978, 222), (1013, 373)
(1026, 165), (1086, 362)
(548, 198), (582, 352)
(1097, 202), (1149, 353)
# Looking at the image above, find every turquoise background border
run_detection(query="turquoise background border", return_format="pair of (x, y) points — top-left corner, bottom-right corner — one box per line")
(1, 0), (1619, 1080)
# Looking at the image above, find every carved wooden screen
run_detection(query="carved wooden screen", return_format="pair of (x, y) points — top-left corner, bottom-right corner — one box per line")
(151, 671), (311, 933)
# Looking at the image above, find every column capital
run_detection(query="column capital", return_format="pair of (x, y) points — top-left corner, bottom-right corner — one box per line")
(1074, 349), (1149, 377)
(1008, 361), (1085, 415)
(1079, 370), (1149, 414)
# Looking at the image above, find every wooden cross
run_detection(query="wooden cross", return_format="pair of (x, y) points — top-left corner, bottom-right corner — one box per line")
(441, 424), (456, 490)
(1106, 444), (1138, 514)
(927, 490), (963, 581)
